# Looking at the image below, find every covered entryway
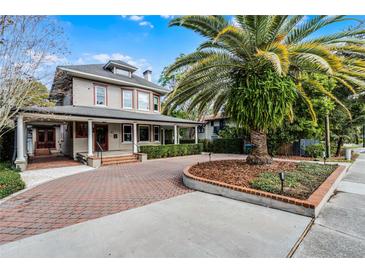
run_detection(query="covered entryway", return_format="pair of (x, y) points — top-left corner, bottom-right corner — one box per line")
(94, 124), (108, 151)
(35, 127), (56, 155)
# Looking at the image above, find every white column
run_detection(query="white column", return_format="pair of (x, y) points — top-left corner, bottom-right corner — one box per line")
(133, 122), (138, 153)
(87, 120), (93, 157)
(16, 114), (25, 162)
(174, 125), (178, 144)
(195, 126), (198, 144)
(162, 128), (165, 145)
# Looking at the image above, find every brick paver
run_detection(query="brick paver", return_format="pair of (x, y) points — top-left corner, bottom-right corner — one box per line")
(0, 154), (243, 245)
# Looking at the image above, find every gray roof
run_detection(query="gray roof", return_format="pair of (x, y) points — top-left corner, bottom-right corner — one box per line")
(22, 105), (201, 125)
(58, 63), (169, 95)
(103, 60), (138, 71)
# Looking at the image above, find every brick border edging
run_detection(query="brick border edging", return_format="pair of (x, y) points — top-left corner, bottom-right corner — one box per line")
(183, 163), (347, 217)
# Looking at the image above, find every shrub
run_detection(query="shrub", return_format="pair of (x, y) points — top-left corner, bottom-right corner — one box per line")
(179, 139), (195, 144)
(304, 143), (325, 158)
(200, 138), (244, 154)
(0, 162), (25, 199)
(139, 144), (203, 159)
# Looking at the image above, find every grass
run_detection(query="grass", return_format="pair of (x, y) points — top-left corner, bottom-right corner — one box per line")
(250, 162), (337, 199)
(0, 162), (25, 199)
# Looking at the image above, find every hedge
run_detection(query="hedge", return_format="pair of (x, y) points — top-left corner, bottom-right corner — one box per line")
(304, 143), (325, 158)
(200, 138), (244, 154)
(139, 144), (203, 159)
(0, 162), (25, 199)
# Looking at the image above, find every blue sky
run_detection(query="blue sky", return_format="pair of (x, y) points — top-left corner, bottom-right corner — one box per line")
(53, 15), (365, 84)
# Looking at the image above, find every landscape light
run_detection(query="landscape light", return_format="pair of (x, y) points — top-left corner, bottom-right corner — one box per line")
(278, 172), (285, 193)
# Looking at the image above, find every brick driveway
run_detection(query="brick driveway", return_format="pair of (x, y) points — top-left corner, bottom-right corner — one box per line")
(0, 154), (243, 245)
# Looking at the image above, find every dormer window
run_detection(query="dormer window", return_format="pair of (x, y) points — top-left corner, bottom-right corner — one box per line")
(114, 67), (132, 77)
(94, 84), (107, 106)
(104, 60), (137, 79)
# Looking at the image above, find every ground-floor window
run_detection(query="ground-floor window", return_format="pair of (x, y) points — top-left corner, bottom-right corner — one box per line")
(123, 124), (132, 142)
(76, 122), (87, 138)
(154, 126), (160, 142)
(139, 125), (150, 142)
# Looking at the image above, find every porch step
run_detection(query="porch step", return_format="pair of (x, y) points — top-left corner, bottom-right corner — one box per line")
(101, 154), (139, 166)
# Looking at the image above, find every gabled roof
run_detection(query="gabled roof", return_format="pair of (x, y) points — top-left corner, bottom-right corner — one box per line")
(22, 105), (201, 125)
(103, 60), (138, 72)
(58, 63), (169, 95)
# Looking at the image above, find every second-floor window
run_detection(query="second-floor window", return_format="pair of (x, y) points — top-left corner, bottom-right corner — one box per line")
(95, 85), (106, 106)
(122, 90), (133, 109)
(138, 91), (150, 111)
(153, 95), (159, 112)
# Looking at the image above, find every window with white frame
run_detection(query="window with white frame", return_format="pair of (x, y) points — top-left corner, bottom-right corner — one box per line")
(153, 95), (159, 112)
(139, 125), (150, 142)
(123, 124), (132, 142)
(138, 91), (150, 111)
(95, 85), (106, 106)
(122, 90), (133, 109)
(154, 126), (160, 142)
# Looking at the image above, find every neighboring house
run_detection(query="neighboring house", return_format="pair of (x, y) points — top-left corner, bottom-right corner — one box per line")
(14, 60), (200, 170)
(198, 113), (231, 140)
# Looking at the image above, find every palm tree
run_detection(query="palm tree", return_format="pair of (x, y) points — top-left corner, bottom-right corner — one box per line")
(162, 15), (365, 164)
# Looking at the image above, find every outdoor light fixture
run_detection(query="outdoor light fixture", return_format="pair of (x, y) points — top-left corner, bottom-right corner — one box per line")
(278, 172), (285, 193)
(322, 151), (327, 165)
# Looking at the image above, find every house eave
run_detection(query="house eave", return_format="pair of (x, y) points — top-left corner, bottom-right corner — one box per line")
(58, 67), (169, 95)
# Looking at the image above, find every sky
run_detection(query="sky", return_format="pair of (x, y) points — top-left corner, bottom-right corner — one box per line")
(49, 15), (365, 86)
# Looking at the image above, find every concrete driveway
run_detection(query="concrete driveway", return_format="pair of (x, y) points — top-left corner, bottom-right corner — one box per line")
(294, 153), (365, 257)
(0, 192), (311, 257)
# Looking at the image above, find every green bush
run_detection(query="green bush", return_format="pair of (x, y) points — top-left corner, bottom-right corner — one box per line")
(139, 144), (203, 159)
(304, 143), (325, 158)
(179, 139), (195, 144)
(200, 138), (244, 154)
(0, 162), (25, 199)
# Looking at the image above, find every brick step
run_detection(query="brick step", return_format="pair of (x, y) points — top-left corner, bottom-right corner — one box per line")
(102, 159), (139, 166)
(100, 154), (139, 166)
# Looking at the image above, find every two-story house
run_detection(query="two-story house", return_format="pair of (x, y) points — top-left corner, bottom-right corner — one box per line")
(198, 113), (231, 140)
(14, 60), (200, 170)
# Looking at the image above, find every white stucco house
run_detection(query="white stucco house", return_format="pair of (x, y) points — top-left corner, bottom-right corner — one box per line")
(14, 60), (200, 170)
(198, 113), (231, 140)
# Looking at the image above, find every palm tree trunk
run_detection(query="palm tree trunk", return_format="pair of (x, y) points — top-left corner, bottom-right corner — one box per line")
(246, 129), (273, 165)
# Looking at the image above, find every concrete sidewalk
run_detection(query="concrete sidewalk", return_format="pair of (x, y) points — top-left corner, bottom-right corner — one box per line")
(294, 152), (365, 258)
(0, 192), (311, 258)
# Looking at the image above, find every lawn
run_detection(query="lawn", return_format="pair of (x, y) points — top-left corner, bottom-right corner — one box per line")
(189, 160), (337, 200)
(0, 162), (25, 199)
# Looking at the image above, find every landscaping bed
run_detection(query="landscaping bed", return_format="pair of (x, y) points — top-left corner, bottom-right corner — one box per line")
(184, 159), (346, 217)
(189, 160), (337, 200)
(0, 162), (25, 199)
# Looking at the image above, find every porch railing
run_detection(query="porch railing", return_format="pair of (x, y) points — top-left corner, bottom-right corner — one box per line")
(96, 141), (104, 165)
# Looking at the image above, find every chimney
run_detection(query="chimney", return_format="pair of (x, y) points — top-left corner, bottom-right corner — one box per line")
(143, 70), (152, 82)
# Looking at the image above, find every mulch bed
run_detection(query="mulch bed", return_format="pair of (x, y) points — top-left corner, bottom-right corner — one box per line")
(189, 160), (297, 188)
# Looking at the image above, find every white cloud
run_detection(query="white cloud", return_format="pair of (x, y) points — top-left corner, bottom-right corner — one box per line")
(161, 15), (174, 19)
(139, 21), (154, 28)
(129, 15), (144, 21)
(122, 15), (154, 29)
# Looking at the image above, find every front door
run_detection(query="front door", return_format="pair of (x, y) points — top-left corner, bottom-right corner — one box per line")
(94, 124), (108, 151)
(36, 128), (56, 149)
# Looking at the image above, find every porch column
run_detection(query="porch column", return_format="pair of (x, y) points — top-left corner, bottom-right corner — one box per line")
(162, 128), (166, 145)
(133, 122), (138, 153)
(174, 125), (178, 144)
(15, 114), (25, 163)
(195, 125), (198, 144)
(87, 120), (93, 157)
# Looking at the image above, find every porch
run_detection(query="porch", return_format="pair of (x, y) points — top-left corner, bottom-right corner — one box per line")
(14, 109), (200, 170)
